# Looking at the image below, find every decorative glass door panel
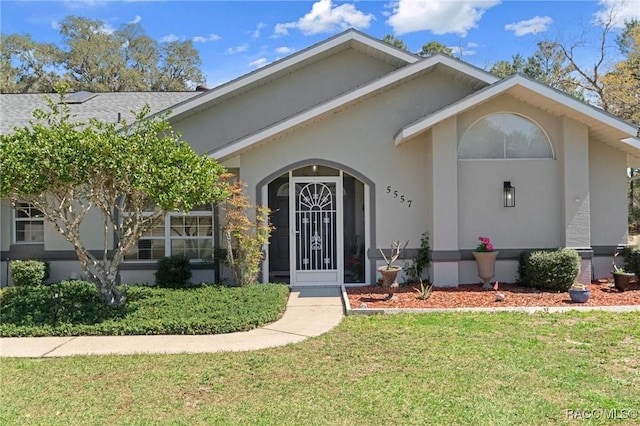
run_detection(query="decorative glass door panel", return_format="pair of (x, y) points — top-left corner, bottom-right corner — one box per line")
(290, 177), (342, 286)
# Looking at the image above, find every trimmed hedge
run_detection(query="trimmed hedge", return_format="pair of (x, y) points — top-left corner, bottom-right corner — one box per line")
(155, 255), (192, 288)
(10, 260), (50, 287)
(519, 248), (580, 291)
(0, 281), (290, 337)
(620, 245), (640, 278)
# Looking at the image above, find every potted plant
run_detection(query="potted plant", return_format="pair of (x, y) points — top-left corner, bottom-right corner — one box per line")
(612, 251), (634, 292)
(472, 236), (499, 289)
(568, 282), (590, 303)
(378, 240), (409, 300)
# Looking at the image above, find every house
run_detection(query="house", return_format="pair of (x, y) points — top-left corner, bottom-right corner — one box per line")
(2, 29), (639, 287)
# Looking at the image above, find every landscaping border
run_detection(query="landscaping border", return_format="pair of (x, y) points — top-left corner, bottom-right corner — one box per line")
(340, 284), (640, 315)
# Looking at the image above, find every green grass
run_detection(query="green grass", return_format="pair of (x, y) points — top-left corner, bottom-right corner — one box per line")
(1, 311), (639, 425)
(0, 281), (290, 337)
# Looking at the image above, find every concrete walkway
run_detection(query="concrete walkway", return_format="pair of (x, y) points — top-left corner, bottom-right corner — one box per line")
(0, 286), (344, 358)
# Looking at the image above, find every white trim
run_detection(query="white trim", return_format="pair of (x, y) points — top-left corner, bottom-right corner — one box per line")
(166, 30), (419, 122)
(458, 112), (556, 160)
(12, 204), (44, 244)
(211, 54), (497, 161)
(261, 184), (269, 283)
(394, 75), (640, 147)
(290, 175), (344, 286)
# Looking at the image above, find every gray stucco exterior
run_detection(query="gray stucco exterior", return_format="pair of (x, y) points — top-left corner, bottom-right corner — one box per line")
(2, 29), (639, 287)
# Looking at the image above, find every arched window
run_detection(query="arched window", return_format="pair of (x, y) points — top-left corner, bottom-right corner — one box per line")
(458, 113), (553, 159)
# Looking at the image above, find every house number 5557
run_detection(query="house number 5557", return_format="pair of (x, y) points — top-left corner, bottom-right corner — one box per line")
(386, 186), (412, 208)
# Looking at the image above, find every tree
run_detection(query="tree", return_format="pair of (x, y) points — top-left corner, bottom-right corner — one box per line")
(382, 34), (408, 51)
(154, 40), (205, 91)
(418, 41), (453, 57)
(0, 34), (62, 93)
(602, 20), (640, 126)
(490, 54), (527, 77)
(0, 88), (230, 305)
(490, 43), (583, 99)
(59, 16), (127, 92)
(221, 180), (273, 287)
(1, 16), (205, 93)
(114, 22), (160, 91)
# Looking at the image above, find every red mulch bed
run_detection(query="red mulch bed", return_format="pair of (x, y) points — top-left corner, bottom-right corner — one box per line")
(346, 280), (640, 309)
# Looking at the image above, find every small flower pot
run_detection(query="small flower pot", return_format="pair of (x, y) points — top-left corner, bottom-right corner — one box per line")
(568, 288), (590, 303)
(612, 271), (634, 292)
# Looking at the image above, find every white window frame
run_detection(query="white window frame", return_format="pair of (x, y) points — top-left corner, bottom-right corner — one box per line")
(13, 203), (45, 244)
(458, 112), (555, 160)
(124, 206), (214, 262)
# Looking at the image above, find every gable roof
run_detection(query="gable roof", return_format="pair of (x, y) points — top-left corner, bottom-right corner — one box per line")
(0, 91), (201, 135)
(394, 74), (640, 157)
(208, 52), (499, 161)
(161, 29), (422, 124)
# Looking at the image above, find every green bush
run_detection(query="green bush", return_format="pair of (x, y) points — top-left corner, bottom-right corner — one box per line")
(0, 282), (290, 337)
(518, 248), (580, 291)
(155, 255), (192, 288)
(620, 245), (640, 278)
(10, 260), (50, 287)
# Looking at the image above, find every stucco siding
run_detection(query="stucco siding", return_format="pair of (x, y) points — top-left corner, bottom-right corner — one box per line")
(236, 70), (476, 251)
(173, 49), (399, 155)
(456, 94), (564, 251)
(590, 140), (628, 246)
(458, 159), (562, 250)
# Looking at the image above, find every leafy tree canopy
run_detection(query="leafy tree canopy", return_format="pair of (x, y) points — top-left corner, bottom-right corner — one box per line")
(0, 86), (229, 305)
(1, 16), (205, 93)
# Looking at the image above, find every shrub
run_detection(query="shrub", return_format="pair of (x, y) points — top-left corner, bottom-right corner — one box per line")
(620, 245), (640, 278)
(519, 248), (580, 291)
(10, 260), (50, 287)
(0, 282), (290, 337)
(221, 180), (273, 287)
(155, 255), (192, 288)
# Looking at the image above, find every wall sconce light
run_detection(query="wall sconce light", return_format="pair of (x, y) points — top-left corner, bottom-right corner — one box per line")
(503, 181), (515, 207)
(311, 164), (318, 173)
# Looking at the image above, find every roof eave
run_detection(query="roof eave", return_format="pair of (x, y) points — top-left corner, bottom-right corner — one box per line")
(209, 54), (498, 161)
(394, 75), (640, 147)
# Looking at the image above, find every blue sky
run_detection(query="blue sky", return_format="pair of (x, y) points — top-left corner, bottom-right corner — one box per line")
(1, 0), (639, 89)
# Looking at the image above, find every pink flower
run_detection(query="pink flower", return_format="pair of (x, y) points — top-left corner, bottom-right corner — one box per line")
(475, 236), (494, 252)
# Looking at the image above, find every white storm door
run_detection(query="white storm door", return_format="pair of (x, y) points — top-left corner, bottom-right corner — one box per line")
(290, 177), (343, 286)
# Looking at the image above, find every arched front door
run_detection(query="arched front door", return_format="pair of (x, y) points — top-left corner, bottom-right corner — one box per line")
(290, 177), (343, 286)
(265, 163), (369, 287)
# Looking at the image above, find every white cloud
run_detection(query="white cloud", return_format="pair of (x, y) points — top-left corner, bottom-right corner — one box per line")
(273, 0), (374, 37)
(448, 42), (479, 57)
(128, 15), (142, 25)
(505, 16), (553, 36)
(227, 44), (249, 54)
(251, 22), (267, 39)
(161, 34), (181, 43)
(387, 0), (501, 36)
(51, 20), (61, 30)
(249, 58), (269, 68)
(193, 34), (222, 43)
(594, 0), (640, 28)
(275, 46), (294, 55)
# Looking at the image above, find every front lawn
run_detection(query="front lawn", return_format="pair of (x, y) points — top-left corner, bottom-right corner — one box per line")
(1, 311), (638, 425)
(0, 281), (290, 337)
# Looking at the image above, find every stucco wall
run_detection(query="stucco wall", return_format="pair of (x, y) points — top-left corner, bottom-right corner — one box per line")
(589, 139), (628, 246)
(232, 70), (475, 253)
(458, 159), (562, 250)
(173, 49), (399, 155)
(456, 95), (564, 251)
